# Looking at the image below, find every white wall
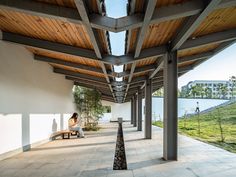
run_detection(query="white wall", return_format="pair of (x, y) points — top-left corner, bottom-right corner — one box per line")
(0, 40), (75, 157)
(101, 101), (131, 121)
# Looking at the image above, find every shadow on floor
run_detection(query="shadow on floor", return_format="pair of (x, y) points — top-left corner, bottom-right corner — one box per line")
(85, 131), (116, 138)
(127, 158), (169, 170)
(31, 140), (116, 151)
(124, 138), (146, 142)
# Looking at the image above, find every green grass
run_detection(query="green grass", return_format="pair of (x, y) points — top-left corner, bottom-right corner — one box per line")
(152, 102), (236, 153)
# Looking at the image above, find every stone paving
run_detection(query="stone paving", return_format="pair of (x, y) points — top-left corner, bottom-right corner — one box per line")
(0, 122), (236, 177)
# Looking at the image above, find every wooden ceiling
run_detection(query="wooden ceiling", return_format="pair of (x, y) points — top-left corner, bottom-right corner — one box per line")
(0, 0), (236, 103)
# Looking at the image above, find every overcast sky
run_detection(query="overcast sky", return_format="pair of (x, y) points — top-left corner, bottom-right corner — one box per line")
(105, 0), (236, 88)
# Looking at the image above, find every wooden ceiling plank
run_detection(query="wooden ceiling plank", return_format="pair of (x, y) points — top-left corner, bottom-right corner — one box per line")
(171, 0), (222, 51)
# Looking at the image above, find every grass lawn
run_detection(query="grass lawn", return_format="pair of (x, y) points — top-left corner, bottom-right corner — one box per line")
(153, 102), (236, 153)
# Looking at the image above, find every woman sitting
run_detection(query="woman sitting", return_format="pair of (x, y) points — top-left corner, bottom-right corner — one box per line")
(68, 112), (85, 138)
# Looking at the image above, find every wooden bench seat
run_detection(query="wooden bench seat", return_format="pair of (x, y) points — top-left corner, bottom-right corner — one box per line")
(51, 130), (77, 140)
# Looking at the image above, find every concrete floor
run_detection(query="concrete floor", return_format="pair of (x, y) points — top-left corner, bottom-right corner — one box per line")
(0, 122), (236, 177)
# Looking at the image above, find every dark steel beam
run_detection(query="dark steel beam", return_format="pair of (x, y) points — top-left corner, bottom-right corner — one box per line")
(0, 0), (82, 24)
(54, 68), (107, 84)
(74, 0), (114, 101)
(90, 13), (144, 32)
(134, 0), (157, 58)
(178, 51), (213, 63)
(36, 54), (154, 78)
(151, 0), (203, 25)
(180, 29), (236, 50)
(1, 0), (235, 33)
(149, 58), (164, 79)
(125, 0), (137, 54)
(74, 82), (110, 93)
(69, 77), (110, 89)
(34, 54), (114, 76)
(126, 0), (157, 102)
(171, 0), (221, 51)
(101, 98), (114, 102)
(2, 32), (98, 59)
(2, 30), (235, 68)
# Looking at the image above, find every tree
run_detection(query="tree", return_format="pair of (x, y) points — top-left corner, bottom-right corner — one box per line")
(190, 85), (204, 98)
(73, 86), (104, 125)
(229, 76), (236, 99)
(153, 88), (164, 97)
(216, 108), (225, 142)
(204, 87), (212, 98)
(217, 83), (228, 99)
(190, 85), (198, 98)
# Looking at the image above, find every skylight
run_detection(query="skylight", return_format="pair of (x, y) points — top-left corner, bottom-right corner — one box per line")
(105, 0), (128, 83)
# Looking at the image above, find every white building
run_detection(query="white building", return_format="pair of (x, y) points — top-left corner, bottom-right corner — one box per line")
(182, 80), (234, 99)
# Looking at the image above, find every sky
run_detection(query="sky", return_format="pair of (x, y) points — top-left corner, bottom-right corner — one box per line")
(105, 0), (236, 88)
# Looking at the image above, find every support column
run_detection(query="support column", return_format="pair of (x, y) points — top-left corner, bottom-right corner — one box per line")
(145, 79), (152, 139)
(163, 51), (178, 160)
(131, 98), (134, 124)
(137, 88), (142, 131)
(133, 95), (137, 127)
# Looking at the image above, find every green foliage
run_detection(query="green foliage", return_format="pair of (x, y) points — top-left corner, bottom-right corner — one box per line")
(103, 106), (111, 113)
(73, 86), (104, 122)
(190, 85), (205, 98)
(204, 87), (212, 98)
(152, 102), (236, 153)
(230, 76), (236, 99)
(217, 83), (228, 99)
(153, 88), (164, 97)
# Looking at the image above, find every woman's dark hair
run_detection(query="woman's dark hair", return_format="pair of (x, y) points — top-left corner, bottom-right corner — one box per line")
(71, 112), (78, 118)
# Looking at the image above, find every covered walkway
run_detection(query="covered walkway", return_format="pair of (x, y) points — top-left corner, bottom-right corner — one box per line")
(1, 123), (236, 177)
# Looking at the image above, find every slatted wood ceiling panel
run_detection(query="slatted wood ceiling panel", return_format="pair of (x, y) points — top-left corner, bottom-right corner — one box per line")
(134, 0), (145, 13)
(0, 9), (94, 49)
(192, 7), (236, 37)
(36, 0), (76, 8)
(136, 57), (158, 68)
(27, 47), (102, 68)
(96, 29), (109, 54)
(126, 57), (157, 70)
(51, 64), (106, 78)
(141, 18), (186, 49)
(178, 61), (195, 68)
(178, 43), (220, 57)
(127, 28), (139, 53)
(156, 0), (190, 8)
(133, 70), (151, 78)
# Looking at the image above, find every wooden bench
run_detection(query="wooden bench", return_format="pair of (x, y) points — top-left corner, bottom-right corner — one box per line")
(51, 130), (77, 140)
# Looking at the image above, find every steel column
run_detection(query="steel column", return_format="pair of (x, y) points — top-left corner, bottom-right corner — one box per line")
(145, 78), (152, 139)
(137, 89), (142, 131)
(133, 95), (137, 127)
(131, 98), (134, 124)
(163, 51), (178, 160)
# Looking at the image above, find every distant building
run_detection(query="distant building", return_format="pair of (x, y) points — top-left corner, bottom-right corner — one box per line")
(181, 80), (234, 99)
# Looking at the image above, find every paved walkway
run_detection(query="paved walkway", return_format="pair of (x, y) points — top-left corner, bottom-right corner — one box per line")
(0, 123), (236, 177)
